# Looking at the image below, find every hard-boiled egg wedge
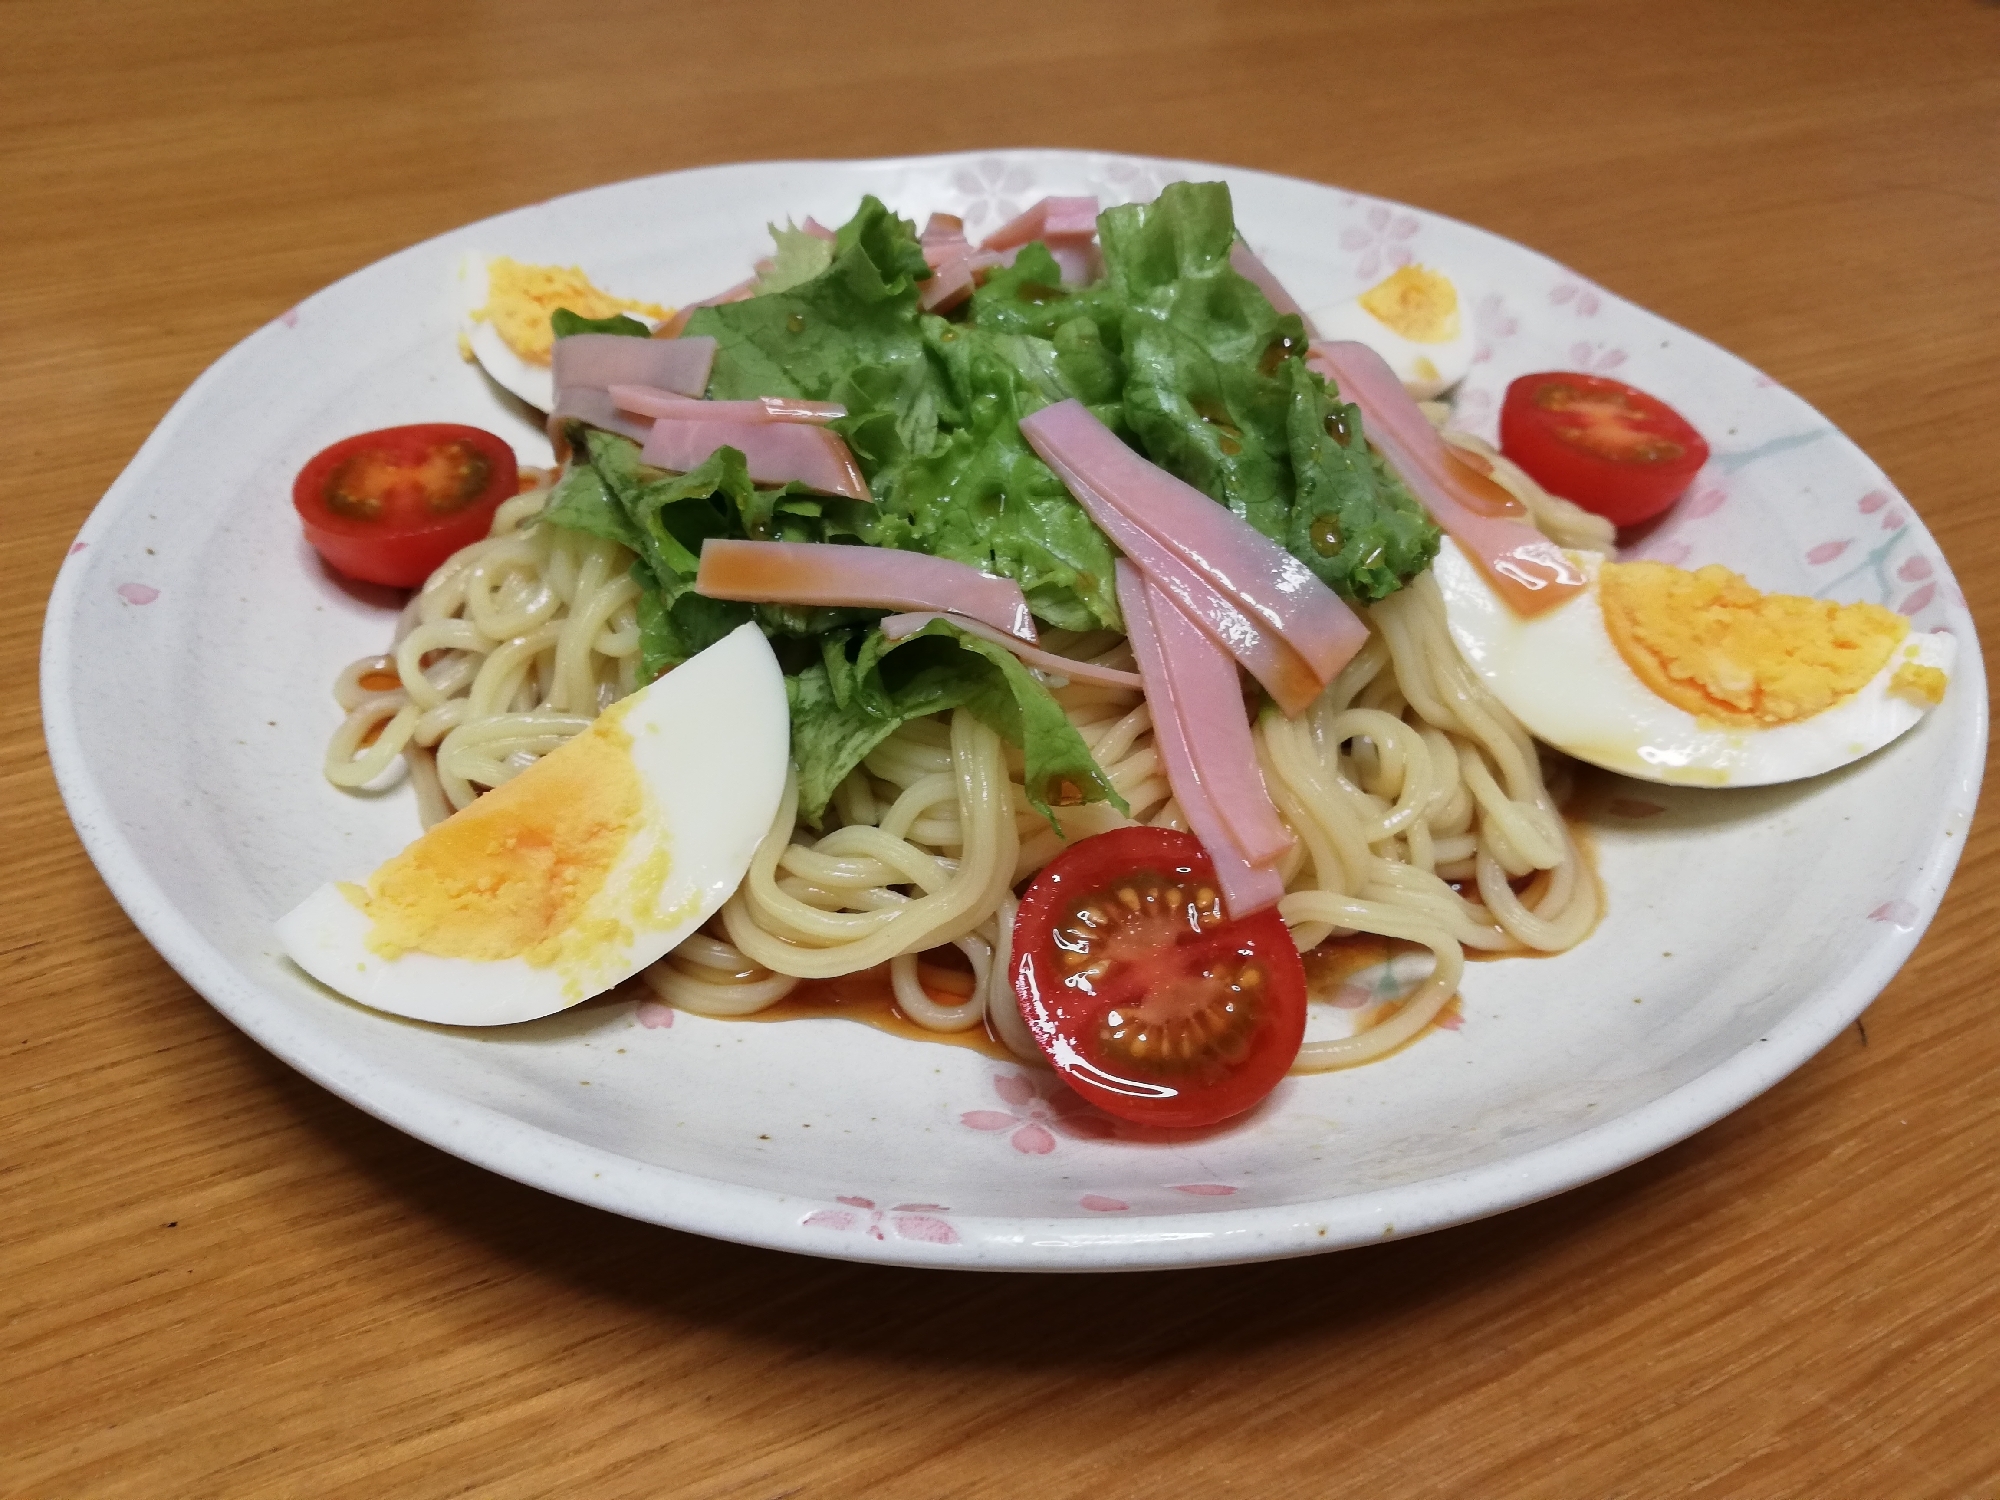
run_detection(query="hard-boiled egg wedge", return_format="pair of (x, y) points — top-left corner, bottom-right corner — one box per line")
(279, 623), (787, 1025)
(456, 253), (668, 412)
(1312, 266), (1475, 400)
(1433, 537), (1954, 787)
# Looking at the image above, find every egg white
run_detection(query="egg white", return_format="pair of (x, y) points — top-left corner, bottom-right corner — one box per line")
(456, 253), (663, 413)
(1432, 538), (1954, 788)
(278, 623), (789, 1025)
(1311, 279), (1475, 400)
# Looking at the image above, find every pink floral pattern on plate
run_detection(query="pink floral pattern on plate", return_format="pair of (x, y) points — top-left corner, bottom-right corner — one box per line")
(117, 583), (159, 606)
(961, 1071), (1115, 1154)
(1341, 203), (1420, 280)
(804, 1196), (958, 1245)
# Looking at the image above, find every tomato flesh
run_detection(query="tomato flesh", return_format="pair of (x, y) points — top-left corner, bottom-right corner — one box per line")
(1498, 372), (1709, 527)
(294, 423), (518, 587)
(1011, 827), (1306, 1128)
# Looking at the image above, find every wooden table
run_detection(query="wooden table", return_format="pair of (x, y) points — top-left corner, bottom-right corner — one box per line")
(7, 2), (1997, 1494)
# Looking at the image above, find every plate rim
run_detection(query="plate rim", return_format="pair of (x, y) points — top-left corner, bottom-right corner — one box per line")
(40, 147), (1990, 1271)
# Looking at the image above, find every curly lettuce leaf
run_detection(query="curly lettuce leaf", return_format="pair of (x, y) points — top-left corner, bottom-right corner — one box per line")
(1281, 358), (1439, 601)
(787, 621), (1124, 829)
(752, 221), (837, 295)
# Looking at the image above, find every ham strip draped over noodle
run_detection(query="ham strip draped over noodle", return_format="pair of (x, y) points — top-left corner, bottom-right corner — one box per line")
(1116, 562), (1287, 918)
(551, 333), (716, 397)
(878, 611), (1143, 689)
(1019, 399), (1369, 709)
(608, 385), (845, 424)
(696, 541), (1038, 643)
(1228, 240), (1318, 338)
(641, 419), (871, 501)
(1307, 340), (1588, 616)
(1142, 585), (1294, 867)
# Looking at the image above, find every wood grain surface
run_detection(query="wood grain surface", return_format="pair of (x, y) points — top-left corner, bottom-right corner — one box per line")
(6, 1), (1998, 1495)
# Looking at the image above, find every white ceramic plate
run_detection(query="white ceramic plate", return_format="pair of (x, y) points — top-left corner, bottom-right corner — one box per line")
(42, 151), (1986, 1270)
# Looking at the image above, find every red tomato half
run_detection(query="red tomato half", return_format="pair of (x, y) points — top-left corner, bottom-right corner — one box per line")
(1010, 827), (1307, 1129)
(1499, 372), (1709, 527)
(293, 424), (518, 587)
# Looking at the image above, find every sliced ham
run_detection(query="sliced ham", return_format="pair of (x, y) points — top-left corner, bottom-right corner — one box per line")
(552, 333), (716, 397)
(641, 419), (871, 502)
(879, 612), (1142, 689)
(1308, 340), (1588, 617)
(1020, 399), (1368, 690)
(1116, 562), (1286, 918)
(1142, 579), (1294, 867)
(1067, 486), (1326, 716)
(921, 213), (972, 267)
(696, 541), (1037, 643)
(608, 386), (845, 424)
(547, 386), (652, 452)
(1229, 240), (1317, 337)
(1047, 241), (1102, 286)
(981, 196), (1100, 252)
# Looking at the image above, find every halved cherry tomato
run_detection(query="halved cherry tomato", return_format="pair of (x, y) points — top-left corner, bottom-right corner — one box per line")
(1498, 372), (1709, 527)
(1011, 827), (1306, 1129)
(293, 423), (518, 587)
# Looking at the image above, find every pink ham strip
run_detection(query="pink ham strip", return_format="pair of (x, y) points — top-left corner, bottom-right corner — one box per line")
(608, 385), (845, 424)
(552, 333), (716, 397)
(641, 419), (871, 502)
(1229, 240), (1317, 337)
(547, 386), (652, 451)
(1020, 399), (1368, 687)
(981, 196), (1100, 252)
(1116, 562), (1286, 918)
(1061, 482), (1324, 716)
(921, 213), (971, 267)
(878, 612), (1142, 689)
(697, 542), (1037, 643)
(1142, 579), (1294, 867)
(1308, 340), (1588, 618)
(1047, 241), (1102, 286)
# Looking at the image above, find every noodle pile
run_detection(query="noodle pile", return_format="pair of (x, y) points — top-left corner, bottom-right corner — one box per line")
(326, 450), (1598, 1071)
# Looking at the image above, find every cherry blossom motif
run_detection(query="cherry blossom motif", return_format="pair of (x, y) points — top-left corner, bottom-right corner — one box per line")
(1899, 583), (1937, 615)
(1868, 900), (1918, 930)
(1898, 556), (1934, 583)
(1549, 280), (1602, 318)
(1806, 540), (1852, 566)
(1752, 372), (1779, 389)
(1880, 507), (1907, 532)
(803, 1196), (958, 1245)
(67, 541), (88, 557)
(116, 583), (159, 605)
(1093, 156), (1180, 206)
(1682, 484), (1728, 520)
(1567, 341), (1628, 375)
(1080, 1194), (1129, 1212)
(636, 1000), (675, 1029)
(1857, 489), (1890, 515)
(1471, 291), (1518, 365)
(961, 1071), (1115, 1154)
(280, 306), (300, 329)
(1171, 1183), (1237, 1197)
(1607, 798), (1666, 819)
(1648, 539), (1694, 568)
(950, 156), (1035, 237)
(1340, 203), (1420, 280)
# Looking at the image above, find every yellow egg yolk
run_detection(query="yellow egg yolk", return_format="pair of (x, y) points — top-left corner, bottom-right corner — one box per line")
(471, 258), (669, 366)
(359, 712), (644, 963)
(1598, 561), (1909, 729)
(1357, 266), (1461, 344)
